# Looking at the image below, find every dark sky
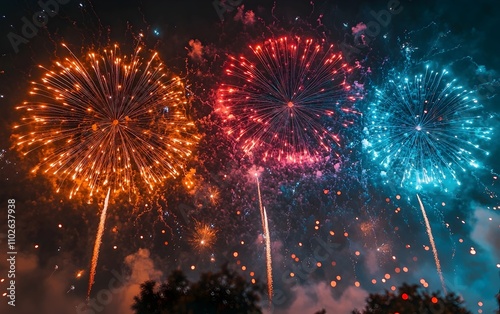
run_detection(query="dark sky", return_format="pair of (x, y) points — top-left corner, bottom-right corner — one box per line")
(0, 1), (499, 313)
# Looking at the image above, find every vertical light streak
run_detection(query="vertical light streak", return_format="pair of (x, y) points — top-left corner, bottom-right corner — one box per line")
(256, 173), (273, 307)
(87, 187), (111, 299)
(416, 194), (447, 294)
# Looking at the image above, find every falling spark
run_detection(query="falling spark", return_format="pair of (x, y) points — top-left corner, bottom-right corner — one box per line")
(87, 188), (111, 299)
(189, 221), (217, 251)
(48, 264), (59, 279)
(256, 173), (273, 306)
(416, 194), (447, 294)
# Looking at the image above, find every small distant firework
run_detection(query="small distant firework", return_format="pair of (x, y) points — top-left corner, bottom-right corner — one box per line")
(364, 66), (491, 189)
(190, 221), (217, 251)
(217, 36), (355, 163)
(14, 44), (198, 198)
(208, 186), (219, 205)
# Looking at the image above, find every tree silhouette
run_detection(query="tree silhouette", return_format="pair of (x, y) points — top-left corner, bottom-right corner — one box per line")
(352, 283), (471, 314)
(132, 264), (264, 314)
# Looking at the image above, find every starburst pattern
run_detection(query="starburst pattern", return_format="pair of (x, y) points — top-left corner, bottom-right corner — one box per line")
(216, 36), (355, 163)
(14, 44), (198, 198)
(364, 66), (492, 189)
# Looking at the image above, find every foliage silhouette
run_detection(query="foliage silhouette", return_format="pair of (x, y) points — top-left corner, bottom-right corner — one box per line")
(132, 264), (264, 314)
(351, 283), (472, 314)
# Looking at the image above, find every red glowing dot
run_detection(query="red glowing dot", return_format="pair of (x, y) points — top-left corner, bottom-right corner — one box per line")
(431, 297), (438, 304)
(402, 293), (409, 300)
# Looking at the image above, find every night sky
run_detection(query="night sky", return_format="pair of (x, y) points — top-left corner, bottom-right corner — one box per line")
(0, 0), (499, 313)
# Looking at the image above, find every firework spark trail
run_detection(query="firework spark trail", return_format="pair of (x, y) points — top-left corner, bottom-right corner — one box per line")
(87, 187), (111, 299)
(263, 206), (273, 307)
(255, 174), (273, 306)
(416, 194), (447, 294)
(48, 265), (58, 279)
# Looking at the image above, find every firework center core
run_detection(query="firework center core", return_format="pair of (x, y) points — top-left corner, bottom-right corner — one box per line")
(112, 119), (119, 126)
(287, 101), (294, 108)
(416, 125), (422, 131)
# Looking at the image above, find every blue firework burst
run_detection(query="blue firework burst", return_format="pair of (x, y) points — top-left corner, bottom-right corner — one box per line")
(364, 66), (492, 189)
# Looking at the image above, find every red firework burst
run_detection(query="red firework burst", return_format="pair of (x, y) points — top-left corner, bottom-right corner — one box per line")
(216, 36), (356, 163)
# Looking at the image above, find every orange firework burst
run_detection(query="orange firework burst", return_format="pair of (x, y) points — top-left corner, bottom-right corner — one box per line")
(14, 43), (198, 198)
(13, 43), (198, 299)
(190, 221), (217, 251)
